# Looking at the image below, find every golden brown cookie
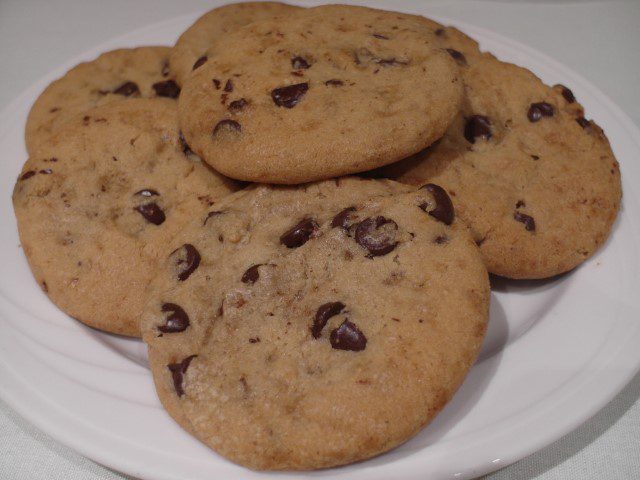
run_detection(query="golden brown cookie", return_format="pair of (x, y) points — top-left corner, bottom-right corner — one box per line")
(178, 5), (463, 184)
(170, 2), (303, 86)
(378, 25), (622, 279)
(25, 47), (180, 155)
(14, 99), (239, 336)
(141, 177), (489, 470)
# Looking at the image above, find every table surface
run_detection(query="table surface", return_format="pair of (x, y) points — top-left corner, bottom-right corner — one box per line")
(1, 0), (639, 479)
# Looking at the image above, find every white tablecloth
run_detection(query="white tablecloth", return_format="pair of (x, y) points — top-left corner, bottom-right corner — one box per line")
(1, 1), (639, 478)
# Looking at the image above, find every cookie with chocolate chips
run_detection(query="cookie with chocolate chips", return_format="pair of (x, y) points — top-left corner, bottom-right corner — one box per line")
(377, 24), (622, 279)
(170, 2), (303, 86)
(13, 99), (239, 336)
(25, 47), (182, 155)
(141, 177), (489, 470)
(178, 4), (463, 184)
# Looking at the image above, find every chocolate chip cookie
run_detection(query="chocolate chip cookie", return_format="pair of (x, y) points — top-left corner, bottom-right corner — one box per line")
(25, 47), (181, 155)
(378, 25), (622, 279)
(13, 99), (239, 336)
(170, 2), (302, 86)
(141, 177), (489, 469)
(178, 4), (464, 184)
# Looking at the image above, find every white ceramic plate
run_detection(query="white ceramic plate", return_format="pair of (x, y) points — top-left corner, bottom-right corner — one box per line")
(1, 2), (640, 479)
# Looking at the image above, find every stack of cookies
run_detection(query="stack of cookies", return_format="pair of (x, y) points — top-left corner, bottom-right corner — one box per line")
(12, 2), (621, 471)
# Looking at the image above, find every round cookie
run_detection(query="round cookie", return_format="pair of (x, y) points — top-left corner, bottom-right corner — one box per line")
(378, 25), (622, 279)
(178, 5), (464, 184)
(170, 2), (303, 86)
(25, 46), (181, 155)
(13, 99), (240, 337)
(141, 177), (489, 470)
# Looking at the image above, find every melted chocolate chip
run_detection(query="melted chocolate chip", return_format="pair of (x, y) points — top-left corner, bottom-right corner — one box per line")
(291, 56), (311, 69)
(435, 28), (445, 36)
(135, 189), (159, 197)
(446, 48), (467, 66)
(464, 115), (492, 143)
(212, 119), (241, 136)
(159, 303), (190, 333)
(228, 98), (248, 112)
(331, 206), (357, 229)
(557, 84), (576, 103)
(514, 211), (536, 232)
(168, 355), (196, 396)
(271, 82), (309, 108)
(152, 80), (180, 98)
(241, 264), (262, 284)
(373, 33), (389, 40)
(576, 117), (591, 129)
(39, 169), (52, 174)
(355, 216), (398, 257)
(193, 56), (207, 70)
(324, 79), (344, 86)
(419, 184), (454, 225)
(20, 170), (36, 181)
(224, 79), (234, 92)
(312, 302), (345, 338)
(212, 79), (221, 89)
(113, 81), (140, 97)
(527, 102), (554, 122)
(170, 244), (201, 281)
(178, 131), (193, 155)
(330, 320), (367, 351)
(516, 200), (526, 209)
(434, 235), (449, 244)
(134, 202), (165, 225)
(280, 218), (318, 248)
(377, 58), (408, 67)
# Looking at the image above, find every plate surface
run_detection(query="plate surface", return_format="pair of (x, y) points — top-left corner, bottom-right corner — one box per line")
(1, 2), (640, 479)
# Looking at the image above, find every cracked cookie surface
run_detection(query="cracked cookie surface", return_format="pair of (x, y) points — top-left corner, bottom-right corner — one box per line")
(26, 47), (181, 155)
(141, 177), (489, 470)
(170, 2), (302, 86)
(178, 5), (463, 184)
(14, 99), (239, 336)
(377, 25), (622, 279)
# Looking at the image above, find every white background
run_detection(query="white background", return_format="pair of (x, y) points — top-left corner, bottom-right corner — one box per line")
(1, 1), (639, 479)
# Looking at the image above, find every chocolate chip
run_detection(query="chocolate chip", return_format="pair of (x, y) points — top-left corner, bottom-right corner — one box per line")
(527, 102), (554, 122)
(39, 169), (52, 174)
(224, 79), (234, 92)
(557, 84), (575, 103)
(249, 337), (260, 344)
(212, 119), (241, 136)
(376, 58), (408, 67)
(168, 355), (196, 397)
(434, 235), (449, 244)
(324, 79), (344, 86)
(203, 210), (224, 226)
(516, 200), (525, 208)
(446, 48), (467, 66)
(419, 184), (454, 225)
(271, 82), (308, 108)
(312, 302), (345, 338)
(212, 79), (221, 89)
(514, 211), (536, 232)
(178, 131), (193, 155)
(152, 80), (180, 98)
(113, 81), (140, 96)
(193, 56), (207, 70)
(330, 320), (367, 351)
(464, 115), (492, 143)
(20, 170), (36, 181)
(531, 155), (540, 160)
(576, 117), (591, 129)
(331, 206), (356, 229)
(135, 189), (159, 197)
(159, 303), (190, 333)
(241, 264), (262, 284)
(291, 56), (311, 69)
(355, 216), (398, 257)
(373, 33), (389, 40)
(134, 202), (165, 225)
(228, 98), (248, 112)
(280, 218), (318, 248)
(170, 244), (201, 281)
